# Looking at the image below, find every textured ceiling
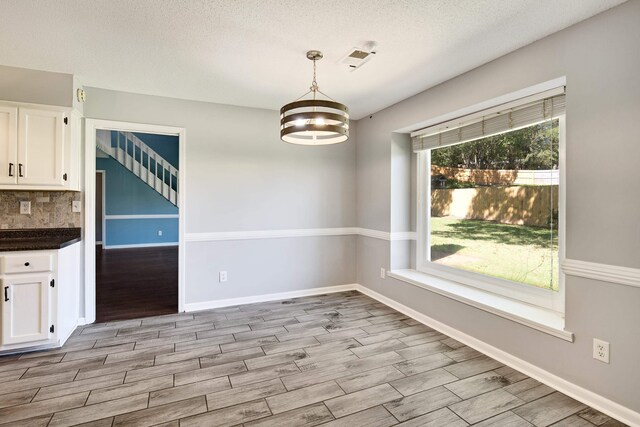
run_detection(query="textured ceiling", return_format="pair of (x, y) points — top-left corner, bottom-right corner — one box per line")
(0, 0), (626, 119)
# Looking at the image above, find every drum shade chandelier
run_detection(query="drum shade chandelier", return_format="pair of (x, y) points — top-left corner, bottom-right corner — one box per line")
(280, 50), (349, 145)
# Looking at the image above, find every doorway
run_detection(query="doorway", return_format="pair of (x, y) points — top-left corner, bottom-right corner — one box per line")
(84, 120), (186, 325)
(95, 130), (180, 321)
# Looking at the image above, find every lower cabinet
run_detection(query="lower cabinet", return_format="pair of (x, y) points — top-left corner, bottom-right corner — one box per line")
(0, 243), (80, 352)
(2, 274), (51, 345)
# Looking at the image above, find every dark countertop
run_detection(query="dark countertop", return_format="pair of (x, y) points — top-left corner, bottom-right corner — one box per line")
(0, 228), (82, 252)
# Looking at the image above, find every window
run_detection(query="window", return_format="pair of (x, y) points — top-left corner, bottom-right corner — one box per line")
(414, 89), (565, 312)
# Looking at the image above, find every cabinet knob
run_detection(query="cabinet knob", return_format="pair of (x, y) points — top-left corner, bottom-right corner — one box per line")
(24, 262), (30, 267)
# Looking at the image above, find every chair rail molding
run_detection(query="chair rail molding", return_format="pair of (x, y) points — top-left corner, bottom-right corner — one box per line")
(185, 227), (416, 242)
(105, 214), (179, 220)
(562, 259), (640, 288)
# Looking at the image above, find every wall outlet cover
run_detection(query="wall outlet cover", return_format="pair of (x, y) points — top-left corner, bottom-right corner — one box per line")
(72, 201), (82, 213)
(219, 271), (228, 282)
(593, 338), (610, 364)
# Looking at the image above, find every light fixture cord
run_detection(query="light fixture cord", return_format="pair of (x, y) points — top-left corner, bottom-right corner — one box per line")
(310, 58), (318, 100)
(293, 53), (338, 102)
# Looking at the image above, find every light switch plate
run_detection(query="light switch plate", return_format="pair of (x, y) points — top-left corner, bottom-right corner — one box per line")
(72, 201), (82, 213)
(20, 201), (31, 215)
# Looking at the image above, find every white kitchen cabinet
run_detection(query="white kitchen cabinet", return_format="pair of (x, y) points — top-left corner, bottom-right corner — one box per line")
(17, 108), (66, 186)
(0, 105), (17, 185)
(0, 101), (81, 191)
(2, 274), (51, 345)
(0, 243), (80, 352)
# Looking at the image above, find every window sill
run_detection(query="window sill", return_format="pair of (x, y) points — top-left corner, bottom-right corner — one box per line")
(387, 269), (573, 342)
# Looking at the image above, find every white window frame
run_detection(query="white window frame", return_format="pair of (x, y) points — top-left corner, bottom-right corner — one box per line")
(416, 115), (566, 313)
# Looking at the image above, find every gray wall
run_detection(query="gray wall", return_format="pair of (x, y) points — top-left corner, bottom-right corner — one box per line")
(356, 0), (640, 413)
(0, 64), (73, 107)
(84, 89), (357, 303)
(186, 236), (355, 303)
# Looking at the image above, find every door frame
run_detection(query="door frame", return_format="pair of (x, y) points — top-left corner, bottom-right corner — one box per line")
(95, 170), (106, 246)
(84, 119), (186, 324)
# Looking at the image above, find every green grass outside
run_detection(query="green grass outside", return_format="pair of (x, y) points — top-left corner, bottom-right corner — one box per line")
(430, 217), (559, 291)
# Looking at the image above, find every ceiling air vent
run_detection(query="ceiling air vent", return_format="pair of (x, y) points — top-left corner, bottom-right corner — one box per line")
(340, 42), (377, 71)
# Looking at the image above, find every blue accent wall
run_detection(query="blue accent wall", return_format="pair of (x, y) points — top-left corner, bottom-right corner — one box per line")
(105, 218), (178, 246)
(133, 132), (179, 169)
(97, 154), (178, 247)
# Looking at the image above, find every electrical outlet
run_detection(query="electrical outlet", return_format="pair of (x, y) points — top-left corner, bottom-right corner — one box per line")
(593, 338), (610, 364)
(219, 271), (228, 282)
(158, 230), (163, 236)
(19, 201), (31, 215)
(380, 268), (386, 279)
(72, 201), (82, 213)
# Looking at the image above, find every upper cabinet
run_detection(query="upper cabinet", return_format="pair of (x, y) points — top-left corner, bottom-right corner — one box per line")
(0, 106), (18, 186)
(18, 108), (65, 186)
(0, 102), (81, 191)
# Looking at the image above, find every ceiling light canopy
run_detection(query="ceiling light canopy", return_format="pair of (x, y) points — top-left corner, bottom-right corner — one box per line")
(280, 50), (349, 145)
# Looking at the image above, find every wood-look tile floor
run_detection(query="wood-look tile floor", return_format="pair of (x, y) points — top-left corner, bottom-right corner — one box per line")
(0, 291), (627, 426)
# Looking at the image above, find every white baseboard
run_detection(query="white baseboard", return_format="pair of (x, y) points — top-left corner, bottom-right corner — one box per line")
(76, 317), (88, 326)
(355, 285), (640, 427)
(104, 242), (179, 249)
(184, 284), (358, 312)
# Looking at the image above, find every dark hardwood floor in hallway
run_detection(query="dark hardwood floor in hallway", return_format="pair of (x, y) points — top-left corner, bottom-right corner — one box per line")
(96, 246), (178, 322)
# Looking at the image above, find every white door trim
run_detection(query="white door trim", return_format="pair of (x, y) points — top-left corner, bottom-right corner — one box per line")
(84, 119), (186, 324)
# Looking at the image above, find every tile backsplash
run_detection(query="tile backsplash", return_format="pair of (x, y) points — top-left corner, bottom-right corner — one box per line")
(0, 191), (82, 229)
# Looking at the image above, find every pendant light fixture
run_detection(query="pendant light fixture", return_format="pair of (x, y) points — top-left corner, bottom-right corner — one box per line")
(280, 50), (349, 145)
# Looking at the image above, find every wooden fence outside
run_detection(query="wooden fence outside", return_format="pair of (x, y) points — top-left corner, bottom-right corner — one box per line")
(432, 165), (559, 186)
(431, 185), (559, 227)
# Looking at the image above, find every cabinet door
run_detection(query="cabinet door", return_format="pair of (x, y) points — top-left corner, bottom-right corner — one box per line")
(17, 108), (65, 186)
(0, 106), (18, 185)
(1, 275), (51, 345)
(65, 111), (82, 190)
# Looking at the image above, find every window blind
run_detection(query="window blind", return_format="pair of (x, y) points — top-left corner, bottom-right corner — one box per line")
(412, 93), (565, 153)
